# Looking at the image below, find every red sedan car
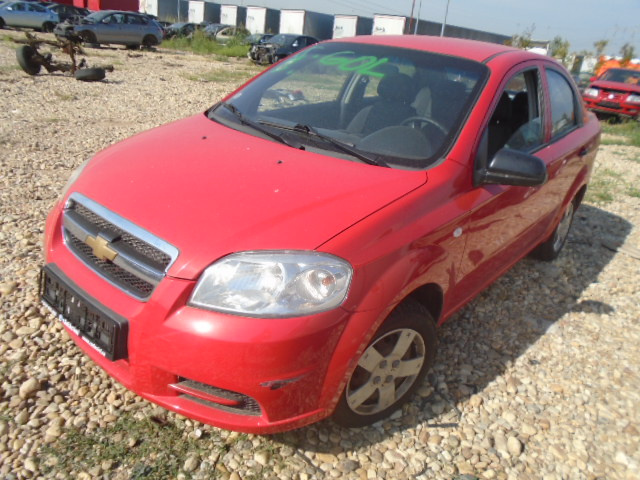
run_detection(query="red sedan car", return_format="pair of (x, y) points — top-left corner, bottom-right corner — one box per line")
(41, 35), (600, 433)
(582, 67), (640, 120)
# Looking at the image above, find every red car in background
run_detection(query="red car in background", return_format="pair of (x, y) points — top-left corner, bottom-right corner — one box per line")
(41, 35), (600, 433)
(582, 68), (640, 120)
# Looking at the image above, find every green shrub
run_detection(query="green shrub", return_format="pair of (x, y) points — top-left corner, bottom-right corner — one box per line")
(161, 30), (249, 58)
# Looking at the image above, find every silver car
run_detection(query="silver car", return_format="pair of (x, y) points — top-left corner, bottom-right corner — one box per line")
(0, 1), (59, 32)
(63, 10), (163, 49)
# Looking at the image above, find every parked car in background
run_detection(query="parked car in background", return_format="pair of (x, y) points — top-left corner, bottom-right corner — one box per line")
(249, 33), (318, 64)
(583, 68), (640, 120)
(41, 35), (600, 433)
(55, 10), (163, 49)
(214, 25), (248, 43)
(246, 32), (273, 47)
(202, 22), (230, 39)
(0, 0), (58, 32)
(163, 22), (204, 39)
(42, 2), (88, 23)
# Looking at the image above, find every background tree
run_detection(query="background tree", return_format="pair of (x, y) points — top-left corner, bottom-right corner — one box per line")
(593, 39), (609, 74)
(620, 43), (636, 66)
(505, 24), (535, 49)
(549, 36), (570, 64)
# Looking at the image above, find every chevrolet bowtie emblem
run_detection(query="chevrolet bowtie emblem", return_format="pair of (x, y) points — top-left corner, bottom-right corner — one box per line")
(85, 234), (118, 262)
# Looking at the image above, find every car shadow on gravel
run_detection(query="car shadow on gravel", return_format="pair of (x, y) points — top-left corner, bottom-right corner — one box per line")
(272, 204), (632, 453)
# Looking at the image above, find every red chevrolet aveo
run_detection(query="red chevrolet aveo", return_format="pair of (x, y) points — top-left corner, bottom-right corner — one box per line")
(41, 35), (600, 433)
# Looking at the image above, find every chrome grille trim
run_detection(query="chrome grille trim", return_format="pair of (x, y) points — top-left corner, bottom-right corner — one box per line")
(62, 193), (179, 300)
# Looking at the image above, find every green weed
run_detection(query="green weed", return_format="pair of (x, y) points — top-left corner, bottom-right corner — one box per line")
(162, 31), (249, 58)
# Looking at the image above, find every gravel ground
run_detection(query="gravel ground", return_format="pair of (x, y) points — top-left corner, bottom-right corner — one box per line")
(1, 31), (639, 480)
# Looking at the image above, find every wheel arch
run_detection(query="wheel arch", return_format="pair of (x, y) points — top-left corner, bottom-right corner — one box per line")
(408, 282), (443, 326)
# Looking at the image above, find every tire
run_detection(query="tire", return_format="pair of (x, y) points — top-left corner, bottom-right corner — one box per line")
(530, 199), (575, 261)
(74, 68), (106, 82)
(79, 31), (97, 45)
(42, 22), (54, 33)
(333, 300), (437, 428)
(142, 35), (158, 48)
(0, 18), (5, 29)
(16, 45), (41, 76)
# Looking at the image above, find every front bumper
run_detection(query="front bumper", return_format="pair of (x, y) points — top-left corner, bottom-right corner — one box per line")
(43, 203), (352, 433)
(583, 98), (640, 119)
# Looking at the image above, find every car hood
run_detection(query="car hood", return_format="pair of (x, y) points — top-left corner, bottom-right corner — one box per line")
(70, 114), (427, 280)
(590, 80), (640, 94)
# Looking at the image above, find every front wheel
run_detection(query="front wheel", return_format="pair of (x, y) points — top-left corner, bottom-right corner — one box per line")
(530, 200), (575, 261)
(42, 22), (55, 33)
(79, 30), (97, 46)
(333, 300), (437, 428)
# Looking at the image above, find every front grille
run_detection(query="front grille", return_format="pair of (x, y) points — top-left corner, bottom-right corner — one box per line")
(67, 234), (155, 297)
(62, 193), (178, 300)
(171, 378), (262, 416)
(597, 100), (622, 109)
(73, 203), (172, 268)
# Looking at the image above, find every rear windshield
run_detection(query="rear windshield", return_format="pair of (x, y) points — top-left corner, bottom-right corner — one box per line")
(210, 42), (488, 169)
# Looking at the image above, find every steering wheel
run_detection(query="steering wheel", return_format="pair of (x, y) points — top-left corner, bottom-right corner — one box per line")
(401, 116), (448, 136)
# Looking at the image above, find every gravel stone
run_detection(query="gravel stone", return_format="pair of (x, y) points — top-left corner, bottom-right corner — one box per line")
(0, 29), (639, 480)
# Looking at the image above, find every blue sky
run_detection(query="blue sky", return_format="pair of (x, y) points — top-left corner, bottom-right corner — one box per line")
(228, 0), (639, 56)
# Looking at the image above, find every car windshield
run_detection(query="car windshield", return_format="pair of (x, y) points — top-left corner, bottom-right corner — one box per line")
(210, 42), (488, 169)
(268, 34), (296, 46)
(600, 69), (640, 85)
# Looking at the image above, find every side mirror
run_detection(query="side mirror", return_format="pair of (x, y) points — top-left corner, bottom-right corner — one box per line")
(476, 148), (548, 187)
(590, 76), (597, 82)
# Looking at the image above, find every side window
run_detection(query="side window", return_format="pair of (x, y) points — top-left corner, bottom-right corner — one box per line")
(486, 69), (543, 158)
(547, 69), (578, 138)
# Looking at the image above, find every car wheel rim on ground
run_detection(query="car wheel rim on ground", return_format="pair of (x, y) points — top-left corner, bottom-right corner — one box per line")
(346, 328), (426, 415)
(553, 202), (574, 252)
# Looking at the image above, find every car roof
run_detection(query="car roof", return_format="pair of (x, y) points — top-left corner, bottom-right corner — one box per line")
(332, 35), (535, 64)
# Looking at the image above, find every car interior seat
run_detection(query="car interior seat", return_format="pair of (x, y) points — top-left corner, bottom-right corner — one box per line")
(347, 73), (417, 136)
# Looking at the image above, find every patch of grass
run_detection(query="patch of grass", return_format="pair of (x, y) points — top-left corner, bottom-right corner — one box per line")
(600, 119), (640, 147)
(585, 176), (615, 204)
(182, 68), (254, 84)
(162, 31), (249, 58)
(628, 187), (640, 198)
(0, 64), (21, 75)
(53, 91), (76, 101)
(602, 168), (622, 178)
(41, 413), (224, 478)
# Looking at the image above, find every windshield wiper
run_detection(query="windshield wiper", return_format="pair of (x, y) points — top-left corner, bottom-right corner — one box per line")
(219, 103), (302, 149)
(260, 121), (388, 167)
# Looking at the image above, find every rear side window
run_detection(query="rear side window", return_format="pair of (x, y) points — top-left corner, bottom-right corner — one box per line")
(547, 69), (578, 138)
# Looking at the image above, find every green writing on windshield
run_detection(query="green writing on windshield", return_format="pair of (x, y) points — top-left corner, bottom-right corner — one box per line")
(273, 49), (390, 78)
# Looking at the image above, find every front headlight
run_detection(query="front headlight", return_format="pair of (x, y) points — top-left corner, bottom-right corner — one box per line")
(189, 251), (353, 317)
(626, 94), (640, 104)
(583, 87), (600, 98)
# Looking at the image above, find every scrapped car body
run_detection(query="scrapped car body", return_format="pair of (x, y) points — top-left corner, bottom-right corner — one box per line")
(41, 35), (600, 433)
(56, 10), (163, 49)
(0, 1), (58, 32)
(249, 33), (318, 64)
(583, 68), (640, 120)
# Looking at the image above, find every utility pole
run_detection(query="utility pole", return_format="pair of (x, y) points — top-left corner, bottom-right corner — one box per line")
(409, 0), (416, 34)
(413, 0), (423, 34)
(440, 0), (451, 37)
